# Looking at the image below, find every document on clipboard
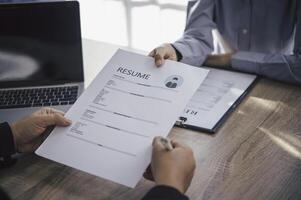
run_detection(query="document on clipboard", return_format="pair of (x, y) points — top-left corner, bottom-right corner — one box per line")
(176, 68), (257, 133)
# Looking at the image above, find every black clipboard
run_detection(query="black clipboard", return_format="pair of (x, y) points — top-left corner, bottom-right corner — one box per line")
(175, 77), (259, 134)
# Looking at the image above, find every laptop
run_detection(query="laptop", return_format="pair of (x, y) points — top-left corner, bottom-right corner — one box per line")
(0, 1), (84, 124)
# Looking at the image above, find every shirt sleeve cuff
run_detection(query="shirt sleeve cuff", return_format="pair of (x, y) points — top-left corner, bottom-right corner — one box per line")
(170, 44), (183, 61)
(172, 41), (207, 67)
(142, 185), (189, 200)
(172, 41), (193, 64)
(231, 51), (265, 74)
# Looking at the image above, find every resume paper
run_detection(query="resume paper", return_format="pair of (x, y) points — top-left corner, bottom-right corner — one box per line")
(36, 49), (209, 187)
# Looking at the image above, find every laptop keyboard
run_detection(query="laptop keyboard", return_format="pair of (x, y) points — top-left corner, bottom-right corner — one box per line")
(0, 86), (78, 109)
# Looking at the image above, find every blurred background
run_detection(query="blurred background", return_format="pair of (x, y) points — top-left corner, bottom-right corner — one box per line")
(78, 0), (188, 52)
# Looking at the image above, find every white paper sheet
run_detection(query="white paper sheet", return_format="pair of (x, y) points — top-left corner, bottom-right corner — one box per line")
(36, 49), (209, 187)
(180, 68), (256, 130)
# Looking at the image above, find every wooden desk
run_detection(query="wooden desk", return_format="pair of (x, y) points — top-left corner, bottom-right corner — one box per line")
(1, 39), (301, 200)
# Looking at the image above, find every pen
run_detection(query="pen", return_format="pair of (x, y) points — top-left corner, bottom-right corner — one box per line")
(160, 137), (173, 151)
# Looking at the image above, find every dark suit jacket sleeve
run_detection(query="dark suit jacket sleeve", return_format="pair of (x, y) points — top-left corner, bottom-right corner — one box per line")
(0, 122), (16, 158)
(0, 122), (17, 168)
(142, 185), (189, 200)
(0, 187), (11, 200)
(0, 123), (16, 200)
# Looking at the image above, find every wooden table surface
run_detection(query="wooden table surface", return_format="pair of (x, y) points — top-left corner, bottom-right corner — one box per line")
(1, 40), (301, 200)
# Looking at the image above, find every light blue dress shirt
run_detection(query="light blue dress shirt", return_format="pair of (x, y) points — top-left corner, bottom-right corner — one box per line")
(173, 0), (301, 85)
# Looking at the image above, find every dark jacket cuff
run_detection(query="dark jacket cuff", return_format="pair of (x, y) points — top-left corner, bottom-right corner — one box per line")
(142, 185), (189, 200)
(0, 122), (17, 168)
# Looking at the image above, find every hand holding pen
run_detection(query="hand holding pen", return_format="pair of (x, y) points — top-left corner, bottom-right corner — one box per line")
(144, 136), (196, 194)
(159, 137), (173, 151)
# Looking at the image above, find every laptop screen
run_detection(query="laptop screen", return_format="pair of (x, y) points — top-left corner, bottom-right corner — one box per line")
(0, 1), (84, 88)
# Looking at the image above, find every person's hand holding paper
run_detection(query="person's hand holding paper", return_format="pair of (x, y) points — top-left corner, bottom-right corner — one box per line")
(144, 136), (196, 194)
(148, 44), (179, 67)
(36, 49), (208, 187)
(11, 108), (71, 153)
